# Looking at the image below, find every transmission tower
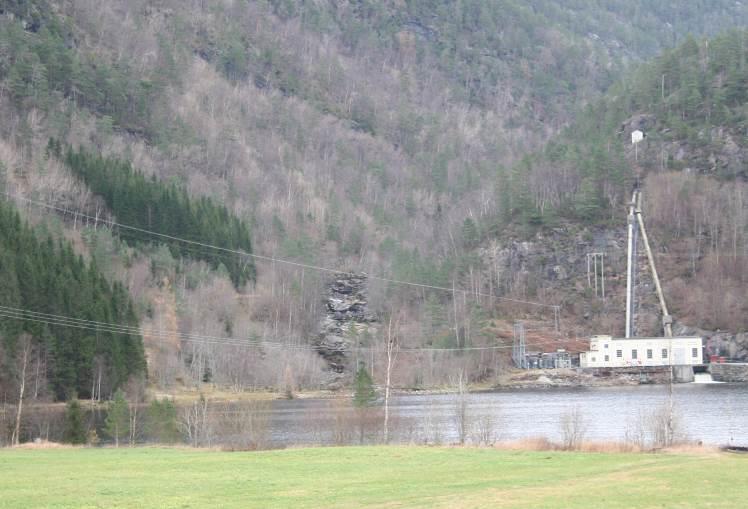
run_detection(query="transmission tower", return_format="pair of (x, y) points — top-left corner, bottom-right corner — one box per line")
(512, 322), (527, 369)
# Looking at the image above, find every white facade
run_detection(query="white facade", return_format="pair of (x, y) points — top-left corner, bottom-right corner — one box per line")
(579, 335), (703, 368)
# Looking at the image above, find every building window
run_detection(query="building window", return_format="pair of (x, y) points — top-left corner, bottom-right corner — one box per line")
(692, 348), (698, 358)
(604, 355), (609, 362)
(647, 349), (653, 359)
(591, 357), (596, 362)
(632, 349), (638, 359)
(604, 344), (609, 349)
(616, 350), (622, 358)
(662, 349), (668, 359)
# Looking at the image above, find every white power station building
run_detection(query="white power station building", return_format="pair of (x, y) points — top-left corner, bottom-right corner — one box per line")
(579, 335), (703, 368)
(579, 190), (705, 371)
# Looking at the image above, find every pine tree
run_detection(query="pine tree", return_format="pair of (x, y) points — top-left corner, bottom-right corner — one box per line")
(461, 217), (479, 248)
(60, 147), (256, 289)
(63, 399), (87, 445)
(104, 389), (130, 447)
(0, 248), (22, 347)
(146, 399), (180, 444)
(352, 365), (378, 444)
(575, 178), (601, 222)
(0, 199), (145, 400)
(353, 366), (378, 408)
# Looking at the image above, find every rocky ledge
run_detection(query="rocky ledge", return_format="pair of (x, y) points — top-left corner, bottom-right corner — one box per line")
(316, 273), (377, 387)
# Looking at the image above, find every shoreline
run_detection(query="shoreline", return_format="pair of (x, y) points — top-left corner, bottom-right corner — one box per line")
(4, 439), (728, 455)
(148, 368), (729, 403)
(13, 368), (742, 410)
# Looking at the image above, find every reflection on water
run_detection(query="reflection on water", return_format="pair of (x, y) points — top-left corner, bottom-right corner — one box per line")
(267, 383), (748, 447)
(8, 383), (745, 447)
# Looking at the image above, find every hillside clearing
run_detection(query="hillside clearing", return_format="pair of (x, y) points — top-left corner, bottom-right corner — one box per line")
(0, 446), (746, 508)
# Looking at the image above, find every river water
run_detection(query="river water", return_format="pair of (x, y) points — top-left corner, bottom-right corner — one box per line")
(266, 382), (748, 447)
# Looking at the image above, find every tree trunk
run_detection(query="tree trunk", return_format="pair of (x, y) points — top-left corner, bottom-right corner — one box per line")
(33, 353), (41, 400)
(383, 314), (399, 444)
(359, 415), (364, 445)
(12, 343), (30, 446)
(129, 405), (138, 447)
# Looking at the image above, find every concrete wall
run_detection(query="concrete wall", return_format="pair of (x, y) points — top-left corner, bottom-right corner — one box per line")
(672, 365), (694, 383)
(583, 365), (694, 383)
(709, 363), (748, 382)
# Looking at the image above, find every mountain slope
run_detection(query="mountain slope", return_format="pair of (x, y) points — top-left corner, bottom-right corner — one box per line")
(490, 29), (747, 340)
(1, 2), (747, 392)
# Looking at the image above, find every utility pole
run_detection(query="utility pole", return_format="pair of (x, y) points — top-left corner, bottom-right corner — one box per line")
(661, 73), (666, 101)
(512, 322), (526, 369)
(383, 313), (399, 444)
(553, 306), (560, 333)
(625, 192), (637, 338)
(586, 252), (606, 299)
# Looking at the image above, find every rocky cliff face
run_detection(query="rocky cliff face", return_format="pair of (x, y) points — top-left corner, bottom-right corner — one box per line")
(479, 225), (676, 340)
(316, 273), (378, 387)
(622, 113), (747, 180)
(481, 224), (747, 360)
(675, 323), (748, 361)
(480, 227), (626, 292)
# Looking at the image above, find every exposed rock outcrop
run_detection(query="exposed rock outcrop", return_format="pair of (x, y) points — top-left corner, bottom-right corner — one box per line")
(316, 273), (378, 387)
(478, 224), (710, 341)
(622, 114), (747, 180)
(478, 226), (663, 336)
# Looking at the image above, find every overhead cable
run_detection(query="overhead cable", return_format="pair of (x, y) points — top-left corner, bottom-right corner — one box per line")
(4, 192), (560, 310)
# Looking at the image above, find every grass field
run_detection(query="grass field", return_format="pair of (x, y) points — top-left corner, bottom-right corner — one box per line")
(0, 446), (746, 508)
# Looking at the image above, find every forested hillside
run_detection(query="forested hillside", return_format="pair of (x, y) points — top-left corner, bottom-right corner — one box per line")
(62, 145), (256, 288)
(505, 29), (747, 225)
(501, 29), (748, 334)
(0, 1), (746, 398)
(251, 0), (748, 125)
(0, 199), (145, 400)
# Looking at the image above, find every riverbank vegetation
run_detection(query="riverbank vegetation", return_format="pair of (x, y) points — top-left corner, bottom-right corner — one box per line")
(1, 446), (745, 508)
(1, 381), (691, 453)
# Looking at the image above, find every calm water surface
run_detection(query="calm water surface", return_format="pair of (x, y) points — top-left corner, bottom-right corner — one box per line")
(267, 383), (748, 446)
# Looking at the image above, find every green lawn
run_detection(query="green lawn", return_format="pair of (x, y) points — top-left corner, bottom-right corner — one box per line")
(0, 446), (745, 508)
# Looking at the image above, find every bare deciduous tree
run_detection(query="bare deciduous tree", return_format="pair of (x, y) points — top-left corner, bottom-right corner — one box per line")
(649, 402), (682, 448)
(329, 397), (356, 446)
(214, 401), (271, 450)
(624, 410), (649, 450)
(126, 377), (147, 446)
(559, 406), (587, 450)
(383, 312), (400, 443)
(11, 335), (32, 446)
(472, 412), (498, 446)
(179, 394), (212, 447)
(452, 371), (470, 445)
(423, 407), (444, 446)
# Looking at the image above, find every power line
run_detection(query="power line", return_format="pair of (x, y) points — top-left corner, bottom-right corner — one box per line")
(0, 309), (514, 353)
(0, 305), (343, 351)
(0, 304), (572, 353)
(0, 308), (295, 350)
(4, 192), (560, 311)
